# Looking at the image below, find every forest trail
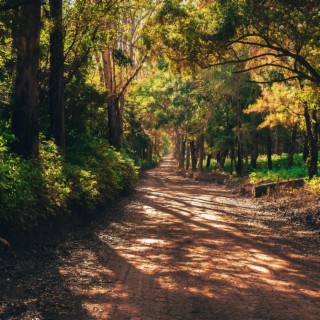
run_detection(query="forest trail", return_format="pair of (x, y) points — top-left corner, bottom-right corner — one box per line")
(1, 156), (320, 320)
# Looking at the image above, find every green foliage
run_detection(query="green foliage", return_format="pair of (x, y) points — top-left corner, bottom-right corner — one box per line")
(305, 177), (320, 194)
(248, 153), (317, 183)
(136, 156), (161, 170)
(0, 134), (137, 226)
(0, 137), (69, 224)
(65, 136), (138, 209)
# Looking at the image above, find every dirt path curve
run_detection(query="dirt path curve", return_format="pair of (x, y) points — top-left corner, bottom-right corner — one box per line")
(1, 156), (320, 320)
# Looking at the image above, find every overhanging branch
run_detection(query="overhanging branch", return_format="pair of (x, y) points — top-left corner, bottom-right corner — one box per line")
(246, 76), (300, 84)
(0, 0), (34, 11)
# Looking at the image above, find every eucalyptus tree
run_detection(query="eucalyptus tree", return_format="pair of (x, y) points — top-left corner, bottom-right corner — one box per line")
(49, 0), (64, 151)
(11, 0), (41, 157)
(96, 0), (153, 149)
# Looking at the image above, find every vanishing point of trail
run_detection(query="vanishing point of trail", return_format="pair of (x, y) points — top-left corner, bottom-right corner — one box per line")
(2, 156), (320, 320)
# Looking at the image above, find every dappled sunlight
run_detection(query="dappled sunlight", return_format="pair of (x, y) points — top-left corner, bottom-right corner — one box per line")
(52, 157), (320, 319)
(248, 264), (271, 274)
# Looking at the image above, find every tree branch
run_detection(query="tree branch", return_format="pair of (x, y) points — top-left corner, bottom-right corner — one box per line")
(246, 76), (300, 84)
(0, 0), (32, 11)
(117, 53), (148, 98)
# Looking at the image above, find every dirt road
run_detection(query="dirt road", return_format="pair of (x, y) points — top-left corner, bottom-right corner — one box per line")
(1, 156), (320, 320)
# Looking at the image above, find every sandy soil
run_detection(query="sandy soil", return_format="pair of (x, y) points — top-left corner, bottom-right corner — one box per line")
(1, 155), (320, 320)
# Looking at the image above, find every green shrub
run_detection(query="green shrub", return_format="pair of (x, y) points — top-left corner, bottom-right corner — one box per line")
(0, 134), (138, 226)
(305, 177), (320, 194)
(0, 138), (69, 224)
(136, 156), (160, 170)
(249, 165), (308, 183)
(247, 153), (318, 183)
(66, 137), (138, 206)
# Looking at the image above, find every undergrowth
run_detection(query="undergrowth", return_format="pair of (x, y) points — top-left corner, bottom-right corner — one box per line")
(0, 135), (138, 226)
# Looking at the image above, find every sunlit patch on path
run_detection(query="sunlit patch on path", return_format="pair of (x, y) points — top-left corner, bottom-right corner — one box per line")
(56, 156), (320, 320)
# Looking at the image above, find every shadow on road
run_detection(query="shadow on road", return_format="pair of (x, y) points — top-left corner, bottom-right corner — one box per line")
(1, 156), (319, 319)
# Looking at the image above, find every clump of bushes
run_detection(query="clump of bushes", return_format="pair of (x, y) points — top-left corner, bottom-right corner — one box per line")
(65, 136), (137, 210)
(305, 177), (320, 194)
(136, 155), (161, 170)
(249, 166), (308, 183)
(249, 153), (318, 184)
(0, 135), (137, 226)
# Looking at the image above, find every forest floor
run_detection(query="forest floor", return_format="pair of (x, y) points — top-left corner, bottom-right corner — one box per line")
(1, 155), (320, 320)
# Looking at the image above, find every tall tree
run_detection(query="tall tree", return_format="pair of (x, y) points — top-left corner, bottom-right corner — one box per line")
(49, 0), (65, 151)
(12, 0), (41, 157)
(99, 1), (150, 149)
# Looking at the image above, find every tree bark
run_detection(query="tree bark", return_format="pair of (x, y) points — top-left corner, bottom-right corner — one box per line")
(107, 95), (123, 149)
(95, 52), (105, 87)
(220, 149), (228, 169)
(180, 137), (186, 169)
(230, 147), (235, 175)
(302, 135), (309, 163)
(206, 154), (212, 168)
(186, 143), (190, 170)
(190, 141), (197, 172)
(216, 152), (221, 166)
(266, 129), (273, 170)
(198, 133), (204, 172)
(236, 143), (243, 175)
(250, 134), (258, 169)
(12, 0), (41, 157)
(49, 0), (65, 151)
(102, 46), (123, 149)
(304, 106), (318, 178)
(287, 124), (297, 169)
(174, 133), (180, 161)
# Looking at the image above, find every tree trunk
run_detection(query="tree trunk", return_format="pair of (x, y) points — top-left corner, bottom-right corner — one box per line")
(174, 133), (181, 162)
(102, 46), (123, 149)
(266, 129), (273, 170)
(206, 154), (212, 168)
(49, 0), (65, 151)
(198, 133), (204, 172)
(230, 147), (235, 175)
(216, 152), (221, 166)
(147, 143), (152, 162)
(287, 124), (297, 169)
(178, 134), (186, 168)
(236, 143), (243, 175)
(190, 141), (197, 172)
(186, 143), (190, 170)
(250, 134), (258, 169)
(302, 135), (309, 163)
(12, 0), (41, 157)
(275, 126), (280, 154)
(95, 52), (105, 87)
(220, 149), (228, 169)
(107, 95), (123, 149)
(304, 106), (318, 178)
(181, 137), (186, 168)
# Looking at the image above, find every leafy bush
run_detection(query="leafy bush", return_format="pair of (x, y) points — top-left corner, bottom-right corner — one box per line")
(249, 166), (308, 183)
(248, 153), (318, 183)
(66, 136), (138, 207)
(136, 156), (161, 170)
(0, 134), (138, 226)
(0, 137), (69, 224)
(305, 177), (320, 194)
